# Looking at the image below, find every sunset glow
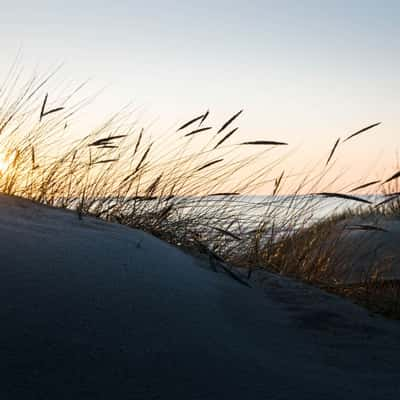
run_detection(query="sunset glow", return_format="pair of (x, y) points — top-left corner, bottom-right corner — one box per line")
(0, 151), (16, 176)
(0, 1), (399, 187)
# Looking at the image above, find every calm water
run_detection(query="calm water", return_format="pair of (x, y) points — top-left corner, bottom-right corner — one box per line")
(76, 193), (384, 239)
(165, 194), (384, 237)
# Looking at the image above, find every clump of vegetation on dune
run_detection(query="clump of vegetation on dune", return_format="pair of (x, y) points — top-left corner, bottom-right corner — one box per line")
(230, 187), (400, 318)
(0, 70), (295, 249)
(0, 68), (399, 318)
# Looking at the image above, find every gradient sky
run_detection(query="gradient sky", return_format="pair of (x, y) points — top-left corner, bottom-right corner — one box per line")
(1, 0), (400, 187)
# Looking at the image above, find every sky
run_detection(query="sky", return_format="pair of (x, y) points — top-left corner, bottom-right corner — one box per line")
(1, 0), (400, 187)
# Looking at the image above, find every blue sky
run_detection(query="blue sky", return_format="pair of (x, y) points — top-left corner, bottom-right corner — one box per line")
(1, 1), (400, 183)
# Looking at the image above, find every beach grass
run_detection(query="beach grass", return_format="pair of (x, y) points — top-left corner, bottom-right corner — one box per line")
(0, 70), (399, 318)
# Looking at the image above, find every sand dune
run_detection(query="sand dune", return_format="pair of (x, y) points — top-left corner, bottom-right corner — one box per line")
(0, 194), (399, 399)
(336, 216), (400, 282)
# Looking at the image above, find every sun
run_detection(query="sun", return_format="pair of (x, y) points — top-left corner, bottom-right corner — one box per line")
(0, 154), (8, 175)
(0, 152), (15, 175)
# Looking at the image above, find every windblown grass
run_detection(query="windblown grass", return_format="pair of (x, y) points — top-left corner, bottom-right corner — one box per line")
(0, 72), (296, 248)
(0, 69), (399, 318)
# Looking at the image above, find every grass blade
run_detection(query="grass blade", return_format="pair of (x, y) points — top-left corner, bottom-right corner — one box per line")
(42, 107), (64, 118)
(205, 192), (240, 197)
(177, 113), (207, 131)
(122, 143), (153, 183)
(184, 127), (212, 137)
(375, 194), (400, 207)
(384, 191), (400, 197)
(133, 128), (143, 157)
(157, 204), (174, 221)
(214, 127), (238, 149)
(197, 159), (224, 171)
(39, 93), (64, 121)
(145, 174), (163, 197)
(316, 192), (372, 204)
(39, 93), (48, 121)
(383, 170), (400, 184)
(326, 138), (340, 166)
(240, 140), (288, 146)
(273, 170), (285, 196)
(135, 143), (152, 172)
(31, 146), (35, 169)
(349, 180), (380, 192)
(211, 226), (242, 241)
(343, 122), (381, 142)
(217, 110), (243, 134)
(91, 159), (119, 165)
(88, 135), (127, 147)
(199, 110), (209, 126)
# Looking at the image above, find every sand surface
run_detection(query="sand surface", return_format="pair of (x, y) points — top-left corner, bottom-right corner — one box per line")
(0, 194), (399, 399)
(336, 215), (400, 282)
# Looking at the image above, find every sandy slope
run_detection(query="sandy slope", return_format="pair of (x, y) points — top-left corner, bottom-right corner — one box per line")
(335, 215), (400, 282)
(0, 194), (399, 399)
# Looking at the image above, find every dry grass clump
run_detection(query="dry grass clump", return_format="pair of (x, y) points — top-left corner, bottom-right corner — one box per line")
(0, 68), (399, 318)
(0, 71), (293, 251)
(218, 132), (400, 318)
(235, 202), (400, 317)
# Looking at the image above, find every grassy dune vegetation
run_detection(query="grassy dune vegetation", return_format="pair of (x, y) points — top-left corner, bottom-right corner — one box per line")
(1, 70), (399, 317)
